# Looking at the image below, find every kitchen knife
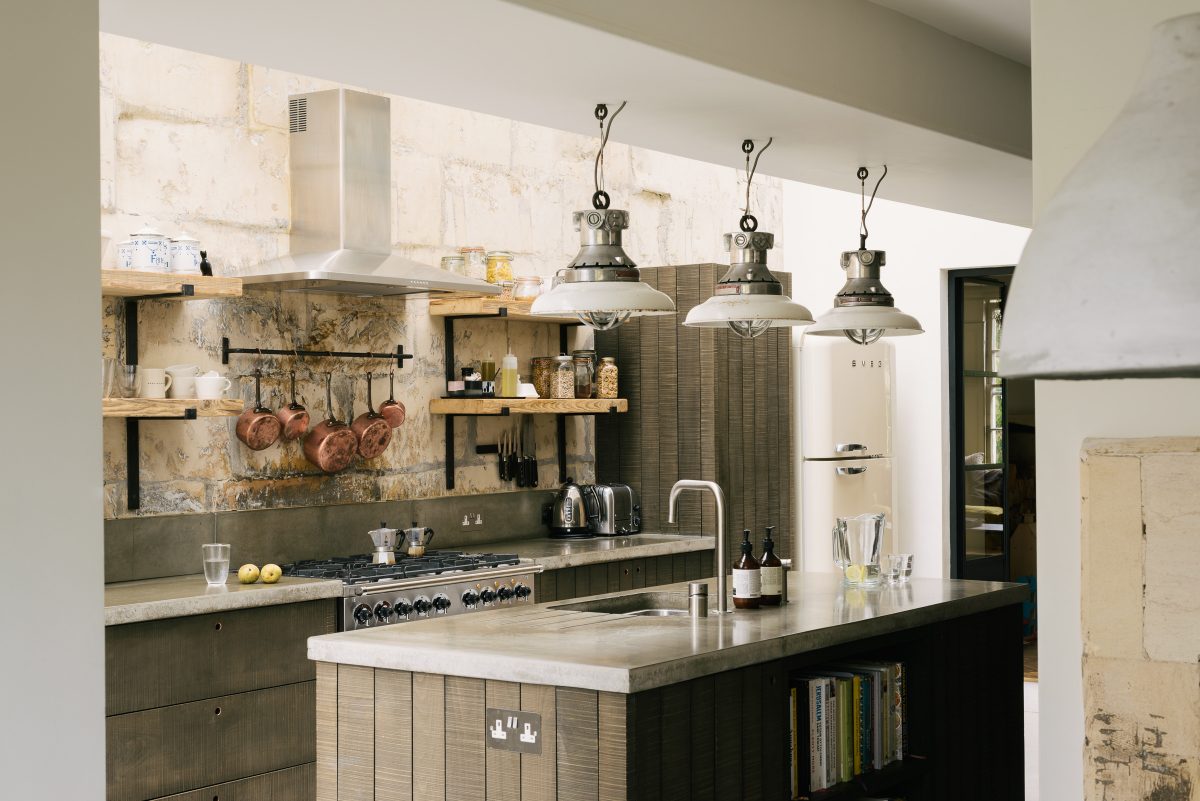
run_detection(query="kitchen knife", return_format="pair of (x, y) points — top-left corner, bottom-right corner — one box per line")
(525, 415), (538, 487)
(515, 423), (526, 487)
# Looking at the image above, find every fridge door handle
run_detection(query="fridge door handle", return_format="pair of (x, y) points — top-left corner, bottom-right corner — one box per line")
(835, 442), (868, 453)
(836, 466), (868, 475)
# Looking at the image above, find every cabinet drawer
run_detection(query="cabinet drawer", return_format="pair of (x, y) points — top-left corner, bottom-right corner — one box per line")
(106, 599), (335, 714)
(149, 763), (314, 801)
(107, 681), (316, 801)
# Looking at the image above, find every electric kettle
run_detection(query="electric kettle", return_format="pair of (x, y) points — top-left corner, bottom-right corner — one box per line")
(543, 478), (595, 539)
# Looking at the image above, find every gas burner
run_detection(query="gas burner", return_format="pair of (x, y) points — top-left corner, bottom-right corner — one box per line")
(281, 550), (522, 584)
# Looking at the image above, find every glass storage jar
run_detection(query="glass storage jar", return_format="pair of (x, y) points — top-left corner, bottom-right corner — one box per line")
(512, 275), (543, 300)
(458, 246), (486, 280)
(573, 353), (595, 399)
(531, 356), (555, 399)
(597, 357), (618, 399)
(485, 251), (514, 284)
(440, 255), (467, 275)
(552, 355), (576, 399)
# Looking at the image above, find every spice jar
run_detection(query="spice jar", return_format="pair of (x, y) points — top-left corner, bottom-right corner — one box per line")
(485, 251), (514, 284)
(440, 255), (466, 275)
(512, 275), (543, 300)
(552, 355), (575, 399)
(531, 356), (555, 399)
(573, 354), (595, 399)
(597, 357), (618, 399)
(458, 246), (486, 280)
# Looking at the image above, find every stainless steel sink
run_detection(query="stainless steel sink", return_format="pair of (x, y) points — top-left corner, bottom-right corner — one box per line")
(550, 591), (714, 617)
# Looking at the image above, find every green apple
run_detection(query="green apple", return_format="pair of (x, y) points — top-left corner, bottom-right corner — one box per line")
(237, 564), (260, 584)
(260, 563), (282, 584)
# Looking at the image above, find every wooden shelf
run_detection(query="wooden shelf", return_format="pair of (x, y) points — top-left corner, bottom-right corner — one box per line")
(103, 398), (244, 418)
(430, 398), (627, 416)
(427, 293), (578, 324)
(101, 269), (243, 300)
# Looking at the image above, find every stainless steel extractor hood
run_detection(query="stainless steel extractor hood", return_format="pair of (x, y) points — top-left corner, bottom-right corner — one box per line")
(235, 88), (499, 297)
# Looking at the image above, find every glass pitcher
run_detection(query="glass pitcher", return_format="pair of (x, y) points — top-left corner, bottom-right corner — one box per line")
(833, 513), (885, 587)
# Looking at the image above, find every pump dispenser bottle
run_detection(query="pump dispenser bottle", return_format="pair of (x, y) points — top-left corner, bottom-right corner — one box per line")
(732, 529), (762, 609)
(759, 526), (783, 605)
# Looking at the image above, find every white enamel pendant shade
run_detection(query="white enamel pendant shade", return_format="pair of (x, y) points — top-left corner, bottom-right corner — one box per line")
(683, 293), (815, 328)
(806, 306), (924, 338)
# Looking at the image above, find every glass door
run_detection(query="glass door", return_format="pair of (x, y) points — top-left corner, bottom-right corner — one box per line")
(948, 268), (1013, 581)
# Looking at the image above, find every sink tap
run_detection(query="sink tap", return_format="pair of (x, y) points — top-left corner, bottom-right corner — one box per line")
(667, 480), (729, 614)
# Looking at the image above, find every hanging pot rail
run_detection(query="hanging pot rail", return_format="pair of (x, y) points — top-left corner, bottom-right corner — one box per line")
(220, 337), (414, 369)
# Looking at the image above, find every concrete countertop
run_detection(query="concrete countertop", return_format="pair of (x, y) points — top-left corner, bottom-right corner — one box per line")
(461, 532), (715, 570)
(308, 572), (1028, 693)
(105, 574), (343, 626)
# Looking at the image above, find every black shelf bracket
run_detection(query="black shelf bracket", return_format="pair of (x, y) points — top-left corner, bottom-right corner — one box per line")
(440, 309), (581, 490)
(119, 288), (196, 511)
(221, 337), (413, 369)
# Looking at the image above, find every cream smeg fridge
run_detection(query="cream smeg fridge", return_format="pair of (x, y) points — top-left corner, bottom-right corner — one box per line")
(797, 337), (897, 573)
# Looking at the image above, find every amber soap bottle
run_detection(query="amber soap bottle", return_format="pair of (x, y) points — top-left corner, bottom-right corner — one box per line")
(759, 526), (783, 606)
(732, 529), (762, 609)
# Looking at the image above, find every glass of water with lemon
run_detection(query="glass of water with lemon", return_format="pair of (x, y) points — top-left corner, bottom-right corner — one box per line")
(833, 514), (885, 587)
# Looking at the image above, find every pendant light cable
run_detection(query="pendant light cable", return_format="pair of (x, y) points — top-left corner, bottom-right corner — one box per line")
(592, 101), (627, 210)
(740, 137), (773, 232)
(859, 164), (888, 249)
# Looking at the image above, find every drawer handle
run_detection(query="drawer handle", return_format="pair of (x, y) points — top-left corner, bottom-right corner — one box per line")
(214, 706), (222, 716)
(214, 622), (222, 631)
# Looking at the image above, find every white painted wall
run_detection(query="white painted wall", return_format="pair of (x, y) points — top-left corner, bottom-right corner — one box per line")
(1030, 2), (1200, 799)
(782, 180), (1029, 578)
(0, 2), (105, 798)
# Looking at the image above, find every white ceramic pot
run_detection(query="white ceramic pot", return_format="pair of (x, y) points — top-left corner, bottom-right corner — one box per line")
(166, 363), (200, 399)
(130, 228), (169, 271)
(169, 235), (202, 274)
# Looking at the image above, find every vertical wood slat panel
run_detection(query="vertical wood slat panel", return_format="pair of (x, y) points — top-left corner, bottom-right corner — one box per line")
(590, 564), (609, 596)
(557, 567), (577, 601)
(337, 665), (375, 801)
(633, 689), (662, 801)
(638, 271), (660, 533)
(608, 562), (622, 593)
(316, 662), (338, 801)
(676, 266), (704, 535)
(598, 693), (629, 801)
(521, 683), (557, 801)
(575, 565), (591, 598)
(375, 669), (413, 801)
(446, 677), (486, 800)
(759, 660), (786, 801)
(413, 674), (446, 801)
(689, 675), (716, 801)
(659, 682), (691, 801)
(739, 665), (763, 801)
(631, 558), (646, 589)
(643, 556), (658, 588)
(725, 309), (743, 573)
(657, 267), (679, 535)
(557, 687), (600, 801)
(538, 570), (558, 604)
(486, 681), (522, 801)
(713, 671), (742, 801)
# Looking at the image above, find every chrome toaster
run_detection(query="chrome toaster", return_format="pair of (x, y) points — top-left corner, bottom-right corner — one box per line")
(590, 483), (641, 535)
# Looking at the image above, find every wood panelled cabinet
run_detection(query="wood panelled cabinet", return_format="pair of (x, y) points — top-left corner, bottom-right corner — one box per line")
(105, 599), (336, 801)
(535, 551), (715, 603)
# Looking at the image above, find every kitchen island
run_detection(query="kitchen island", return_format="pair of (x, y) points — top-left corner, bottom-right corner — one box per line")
(309, 573), (1026, 801)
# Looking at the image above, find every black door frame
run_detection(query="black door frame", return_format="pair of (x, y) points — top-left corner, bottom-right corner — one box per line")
(948, 266), (1014, 580)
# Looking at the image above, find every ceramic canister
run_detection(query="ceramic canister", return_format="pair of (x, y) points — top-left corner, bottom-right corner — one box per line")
(169, 235), (202, 274)
(130, 228), (170, 271)
(116, 241), (135, 269)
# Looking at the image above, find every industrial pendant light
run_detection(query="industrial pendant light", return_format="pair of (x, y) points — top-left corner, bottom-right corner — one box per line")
(530, 102), (675, 330)
(683, 138), (814, 338)
(806, 166), (923, 345)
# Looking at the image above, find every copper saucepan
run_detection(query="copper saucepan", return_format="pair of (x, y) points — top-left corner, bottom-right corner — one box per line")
(378, 370), (406, 428)
(352, 372), (393, 459)
(303, 373), (358, 473)
(276, 370), (309, 441)
(236, 368), (282, 451)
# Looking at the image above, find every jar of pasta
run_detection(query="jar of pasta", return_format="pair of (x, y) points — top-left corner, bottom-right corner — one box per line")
(485, 251), (514, 284)
(597, 357), (618, 399)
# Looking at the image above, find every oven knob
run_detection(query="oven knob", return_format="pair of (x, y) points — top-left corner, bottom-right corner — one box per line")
(374, 601), (393, 622)
(479, 587), (497, 604)
(461, 589), (480, 607)
(497, 585), (514, 602)
(413, 595), (432, 615)
(514, 583), (531, 600)
(433, 593), (451, 612)
(353, 604), (372, 625)
(394, 598), (413, 617)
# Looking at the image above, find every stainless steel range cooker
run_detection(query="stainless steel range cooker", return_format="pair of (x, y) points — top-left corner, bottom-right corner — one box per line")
(282, 551), (541, 631)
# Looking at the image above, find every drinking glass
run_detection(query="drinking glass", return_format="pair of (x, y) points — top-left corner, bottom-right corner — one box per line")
(118, 364), (138, 398)
(202, 543), (231, 585)
(887, 553), (914, 583)
(833, 513), (885, 587)
(102, 358), (117, 398)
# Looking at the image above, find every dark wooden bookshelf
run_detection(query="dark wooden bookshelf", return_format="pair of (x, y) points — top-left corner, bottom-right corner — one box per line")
(798, 757), (929, 801)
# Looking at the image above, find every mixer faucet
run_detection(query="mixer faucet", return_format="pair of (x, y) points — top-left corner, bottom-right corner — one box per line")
(667, 480), (729, 614)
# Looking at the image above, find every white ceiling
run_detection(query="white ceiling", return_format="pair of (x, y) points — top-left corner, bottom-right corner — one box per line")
(870, 0), (1031, 64)
(99, 0), (1033, 226)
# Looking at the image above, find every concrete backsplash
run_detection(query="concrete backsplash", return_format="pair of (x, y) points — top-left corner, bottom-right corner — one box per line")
(1081, 437), (1200, 801)
(98, 34), (782, 519)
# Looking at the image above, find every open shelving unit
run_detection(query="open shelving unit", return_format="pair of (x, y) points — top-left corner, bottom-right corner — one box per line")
(428, 294), (627, 489)
(102, 269), (245, 510)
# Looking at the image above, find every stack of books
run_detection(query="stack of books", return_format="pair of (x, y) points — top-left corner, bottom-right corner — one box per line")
(788, 661), (908, 797)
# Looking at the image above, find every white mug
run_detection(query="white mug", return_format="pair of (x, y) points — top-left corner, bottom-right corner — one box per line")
(166, 364), (199, 399)
(169, 236), (202, 274)
(195, 375), (232, 400)
(130, 228), (169, 271)
(139, 368), (173, 399)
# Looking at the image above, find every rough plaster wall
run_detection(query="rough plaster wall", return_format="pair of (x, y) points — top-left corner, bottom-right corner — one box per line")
(1081, 437), (1200, 801)
(98, 34), (781, 519)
